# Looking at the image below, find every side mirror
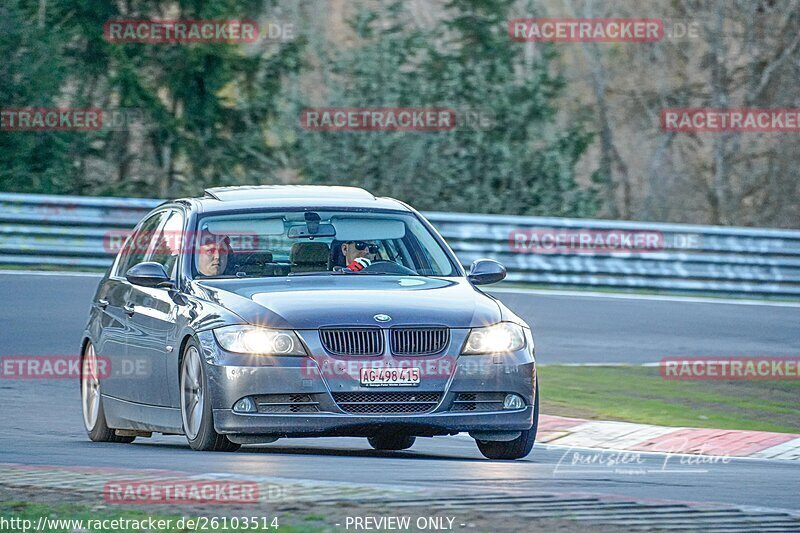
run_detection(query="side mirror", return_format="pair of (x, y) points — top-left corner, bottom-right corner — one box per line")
(126, 262), (171, 288)
(467, 259), (506, 286)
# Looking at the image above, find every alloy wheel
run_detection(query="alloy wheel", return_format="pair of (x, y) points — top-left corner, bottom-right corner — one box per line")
(81, 343), (100, 431)
(181, 346), (205, 440)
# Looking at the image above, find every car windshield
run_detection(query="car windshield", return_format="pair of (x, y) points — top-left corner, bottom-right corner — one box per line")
(192, 210), (456, 279)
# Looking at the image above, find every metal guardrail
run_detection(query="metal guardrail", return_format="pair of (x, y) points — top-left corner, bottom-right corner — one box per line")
(1, 192), (799, 297)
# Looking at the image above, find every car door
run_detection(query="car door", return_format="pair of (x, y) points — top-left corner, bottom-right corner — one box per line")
(92, 274), (131, 400)
(124, 208), (184, 407)
(101, 210), (168, 403)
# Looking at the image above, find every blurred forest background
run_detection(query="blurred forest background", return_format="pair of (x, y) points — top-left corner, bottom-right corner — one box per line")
(1, 0), (798, 227)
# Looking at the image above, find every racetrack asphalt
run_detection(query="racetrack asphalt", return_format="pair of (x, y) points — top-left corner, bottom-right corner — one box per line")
(0, 272), (799, 524)
(2, 272), (799, 363)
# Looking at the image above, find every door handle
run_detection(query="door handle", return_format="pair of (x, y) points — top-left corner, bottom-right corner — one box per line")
(123, 304), (135, 316)
(97, 299), (109, 310)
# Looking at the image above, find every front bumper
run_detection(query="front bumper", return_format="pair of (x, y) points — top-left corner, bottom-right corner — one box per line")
(212, 407), (534, 438)
(197, 328), (536, 438)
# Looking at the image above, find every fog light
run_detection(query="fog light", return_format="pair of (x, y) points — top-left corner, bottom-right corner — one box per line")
(233, 397), (256, 413)
(503, 394), (525, 410)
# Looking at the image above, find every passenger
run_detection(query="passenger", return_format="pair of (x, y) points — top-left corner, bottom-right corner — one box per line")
(341, 240), (378, 271)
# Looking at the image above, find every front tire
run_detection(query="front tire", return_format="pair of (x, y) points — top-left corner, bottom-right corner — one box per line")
(476, 380), (539, 460)
(368, 433), (416, 451)
(81, 342), (134, 443)
(180, 339), (240, 452)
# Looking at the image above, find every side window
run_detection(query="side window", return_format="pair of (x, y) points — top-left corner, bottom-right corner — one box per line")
(114, 211), (168, 278)
(146, 210), (184, 280)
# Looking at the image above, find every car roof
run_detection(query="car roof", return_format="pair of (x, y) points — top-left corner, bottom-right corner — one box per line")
(176, 185), (411, 213)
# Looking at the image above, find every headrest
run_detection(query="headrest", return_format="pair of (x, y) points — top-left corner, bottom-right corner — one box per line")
(231, 251), (273, 262)
(198, 231), (231, 249)
(329, 239), (345, 267)
(290, 242), (330, 264)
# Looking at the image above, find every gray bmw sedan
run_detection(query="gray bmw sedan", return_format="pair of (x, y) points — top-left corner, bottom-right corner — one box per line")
(80, 185), (537, 459)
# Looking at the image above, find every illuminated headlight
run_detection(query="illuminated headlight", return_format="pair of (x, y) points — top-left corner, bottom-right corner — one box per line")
(213, 325), (307, 356)
(462, 322), (526, 355)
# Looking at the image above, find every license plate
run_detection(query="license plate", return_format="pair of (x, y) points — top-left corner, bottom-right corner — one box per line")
(359, 367), (420, 387)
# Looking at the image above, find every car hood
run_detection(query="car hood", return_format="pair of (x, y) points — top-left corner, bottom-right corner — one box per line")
(191, 275), (502, 329)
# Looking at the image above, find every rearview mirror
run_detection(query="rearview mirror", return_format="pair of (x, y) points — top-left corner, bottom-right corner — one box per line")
(467, 259), (506, 285)
(126, 262), (171, 288)
(287, 223), (336, 239)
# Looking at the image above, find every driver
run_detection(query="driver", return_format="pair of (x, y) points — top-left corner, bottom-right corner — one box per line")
(342, 240), (378, 272)
(197, 232), (232, 277)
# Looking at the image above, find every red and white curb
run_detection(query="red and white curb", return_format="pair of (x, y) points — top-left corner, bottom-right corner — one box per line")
(533, 415), (800, 460)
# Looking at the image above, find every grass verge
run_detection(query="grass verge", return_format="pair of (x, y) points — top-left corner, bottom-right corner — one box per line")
(539, 365), (800, 433)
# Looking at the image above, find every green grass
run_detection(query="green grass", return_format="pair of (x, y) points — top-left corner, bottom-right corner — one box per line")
(539, 365), (800, 433)
(0, 501), (334, 532)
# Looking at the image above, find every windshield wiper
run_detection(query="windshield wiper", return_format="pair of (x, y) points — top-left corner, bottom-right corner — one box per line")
(352, 271), (422, 276)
